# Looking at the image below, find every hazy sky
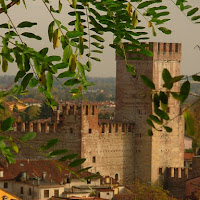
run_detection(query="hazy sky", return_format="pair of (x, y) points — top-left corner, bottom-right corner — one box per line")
(1, 0), (200, 77)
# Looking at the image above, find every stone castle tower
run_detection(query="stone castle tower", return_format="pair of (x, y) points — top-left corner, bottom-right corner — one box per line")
(3, 42), (184, 186)
(115, 42), (184, 184)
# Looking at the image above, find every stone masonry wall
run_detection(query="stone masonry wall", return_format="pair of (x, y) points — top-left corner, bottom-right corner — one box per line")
(115, 42), (184, 185)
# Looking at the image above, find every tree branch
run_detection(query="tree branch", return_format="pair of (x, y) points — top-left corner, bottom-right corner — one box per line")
(0, 0), (20, 14)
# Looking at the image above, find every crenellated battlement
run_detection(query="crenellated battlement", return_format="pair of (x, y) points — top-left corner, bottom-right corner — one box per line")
(98, 123), (134, 134)
(11, 121), (57, 133)
(165, 167), (192, 179)
(116, 42), (181, 61)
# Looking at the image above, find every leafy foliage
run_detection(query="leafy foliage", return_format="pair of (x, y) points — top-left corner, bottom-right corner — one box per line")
(0, 0), (200, 181)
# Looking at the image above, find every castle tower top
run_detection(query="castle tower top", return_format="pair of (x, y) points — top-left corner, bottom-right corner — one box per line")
(116, 42), (181, 62)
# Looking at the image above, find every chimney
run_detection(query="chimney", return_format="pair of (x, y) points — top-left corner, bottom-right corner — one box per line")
(0, 167), (3, 178)
(42, 172), (47, 180)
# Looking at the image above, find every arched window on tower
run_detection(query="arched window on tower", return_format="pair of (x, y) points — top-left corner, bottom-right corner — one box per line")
(115, 173), (119, 181)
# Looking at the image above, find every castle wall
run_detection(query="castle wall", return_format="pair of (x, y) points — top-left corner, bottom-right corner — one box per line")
(115, 54), (153, 183)
(5, 106), (82, 159)
(151, 42), (184, 184)
(81, 106), (135, 184)
(115, 42), (184, 185)
(164, 167), (192, 199)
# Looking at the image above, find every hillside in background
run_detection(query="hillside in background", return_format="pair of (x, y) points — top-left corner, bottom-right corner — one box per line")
(0, 75), (116, 102)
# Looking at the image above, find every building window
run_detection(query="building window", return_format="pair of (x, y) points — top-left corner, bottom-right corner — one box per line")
(92, 156), (96, 163)
(54, 189), (59, 197)
(20, 187), (23, 194)
(44, 190), (49, 198)
(3, 182), (8, 189)
(115, 174), (119, 181)
(159, 168), (163, 175)
(66, 175), (71, 183)
(2, 196), (7, 200)
(28, 188), (32, 196)
(89, 129), (92, 134)
(87, 179), (91, 184)
(175, 43), (179, 52)
(70, 128), (73, 133)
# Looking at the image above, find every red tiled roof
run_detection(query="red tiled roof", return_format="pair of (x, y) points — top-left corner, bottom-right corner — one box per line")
(0, 160), (96, 184)
(184, 153), (194, 161)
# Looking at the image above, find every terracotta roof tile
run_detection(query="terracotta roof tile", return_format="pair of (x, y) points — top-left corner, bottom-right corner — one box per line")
(0, 160), (96, 184)
(184, 153), (194, 161)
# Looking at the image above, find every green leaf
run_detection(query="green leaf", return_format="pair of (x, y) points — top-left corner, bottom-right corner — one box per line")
(140, 75), (155, 90)
(0, 23), (12, 29)
(159, 91), (168, 104)
(49, 149), (68, 157)
(14, 71), (26, 82)
(171, 92), (180, 100)
(148, 129), (153, 136)
(91, 42), (104, 49)
(2, 59), (8, 72)
(192, 75), (200, 82)
(170, 75), (184, 83)
(58, 71), (76, 78)
(48, 21), (55, 42)
(149, 114), (162, 125)
(158, 27), (172, 34)
(162, 68), (173, 89)
(78, 167), (92, 173)
(58, 153), (78, 161)
(155, 107), (169, 120)
(69, 158), (86, 168)
(77, 62), (86, 82)
(138, 1), (156, 9)
(63, 45), (73, 63)
(46, 72), (53, 92)
(9, 137), (19, 153)
(1, 117), (14, 131)
(63, 79), (81, 86)
(45, 56), (61, 62)
(126, 64), (136, 76)
(17, 21), (37, 28)
(85, 61), (92, 72)
(21, 73), (33, 90)
(180, 81), (190, 103)
(1, 0), (7, 13)
(90, 57), (101, 62)
(91, 35), (105, 42)
(187, 8), (199, 16)
(191, 16), (200, 21)
(184, 110), (195, 136)
(21, 32), (42, 40)
(29, 78), (38, 87)
(20, 132), (36, 142)
(40, 139), (58, 151)
(67, 30), (83, 38)
(147, 119), (155, 128)
(54, 63), (68, 69)
(164, 126), (172, 132)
